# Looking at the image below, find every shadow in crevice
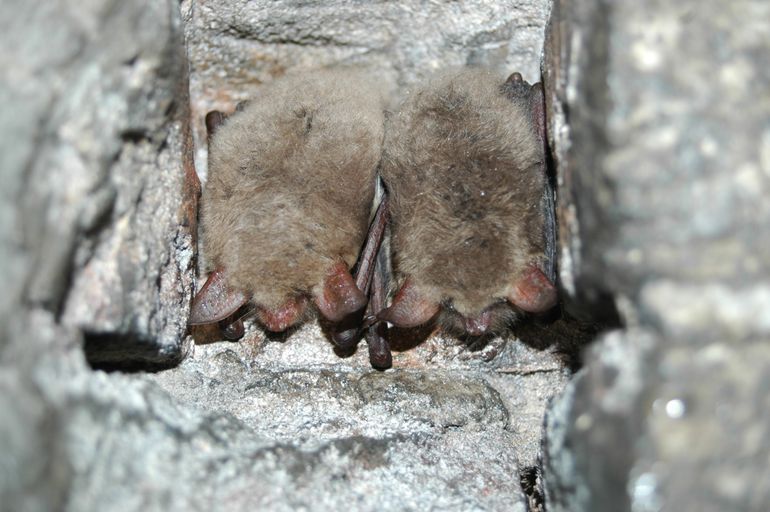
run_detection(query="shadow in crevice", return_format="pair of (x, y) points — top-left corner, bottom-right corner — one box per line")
(83, 332), (184, 373)
(520, 465), (545, 512)
(510, 308), (608, 372)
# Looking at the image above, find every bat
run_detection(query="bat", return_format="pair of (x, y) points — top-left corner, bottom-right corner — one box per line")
(377, 68), (558, 338)
(188, 69), (387, 357)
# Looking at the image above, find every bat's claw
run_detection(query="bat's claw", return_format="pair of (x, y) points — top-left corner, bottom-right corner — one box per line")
(220, 318), (245, 340)
(330, 326), (362, 350)
(362, 314), (379, 329)
(366, 324), (392, 370)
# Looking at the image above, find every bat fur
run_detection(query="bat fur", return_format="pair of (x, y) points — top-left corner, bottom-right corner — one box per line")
(380, 68), (553, 334)
(201, 69), (385, 318)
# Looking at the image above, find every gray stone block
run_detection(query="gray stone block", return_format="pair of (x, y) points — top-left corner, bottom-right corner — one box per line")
(545, 0), (770, 333)
(2, 313), (535, 511)
(0, 0), (198, 364)
(544, 329), (770, 512)
(542, 0), (770, 510)
(542, 329), (658, 512)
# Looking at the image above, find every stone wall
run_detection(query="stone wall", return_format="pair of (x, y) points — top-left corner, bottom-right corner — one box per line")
(0, 0), (197, 508)
(0, 0), (197, 367)
(542, 1), (770, 510)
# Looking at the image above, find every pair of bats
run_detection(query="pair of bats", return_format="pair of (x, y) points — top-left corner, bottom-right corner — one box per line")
(189, 68), (558, 369)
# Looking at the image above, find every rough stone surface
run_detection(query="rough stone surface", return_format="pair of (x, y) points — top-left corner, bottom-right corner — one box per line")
(545, 330), (770, 512)
(542, 0), (770, 510)
(0, 0), (197, 366)
(545, 0), (770, 319)
(2, 315), (533, 512)
(2, 315), (568, 511)
(188, 320), (572, 470)
(543, 329), (658, 512)
(143, 340), (535, 511)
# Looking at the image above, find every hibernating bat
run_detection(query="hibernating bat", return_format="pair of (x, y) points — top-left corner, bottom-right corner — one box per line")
(189, 69), (386, 341)
(377, 68), (557, 337)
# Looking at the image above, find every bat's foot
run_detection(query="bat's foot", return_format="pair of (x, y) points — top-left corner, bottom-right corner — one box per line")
(189, 267), (250, 326)
(463, 310), (493, 336)
(508, 266), (558, 313)
(366, 323), (392, 370)
(314, 262), (368, 323)
(330, 326), (363, 351)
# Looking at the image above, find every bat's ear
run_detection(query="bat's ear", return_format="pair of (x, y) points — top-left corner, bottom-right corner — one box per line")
(205, 110), (227, 143)
(313, 262), (367, 323)
(189, 268), (250, 325)
(502, 74), (546, 146)
(377, 278), (440, 328)
(507, 266), (558, 313)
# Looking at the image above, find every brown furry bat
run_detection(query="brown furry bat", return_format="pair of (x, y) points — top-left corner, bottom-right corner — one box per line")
(377, 69), (557, 337)
(189, 69), (385, 335)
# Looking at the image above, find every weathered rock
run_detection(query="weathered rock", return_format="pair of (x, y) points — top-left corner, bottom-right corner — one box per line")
(542, 0), (770, 510)
(641, 342), (770, 511)
(542, 329), (658, 512)
(545, 329), (770, 512)
(0, 0), (197, 366)
(545, 0), (770, 324)
(140, 341), (533, 511)
(181, 321), (571, 469)
(1, 318), (531, 512)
